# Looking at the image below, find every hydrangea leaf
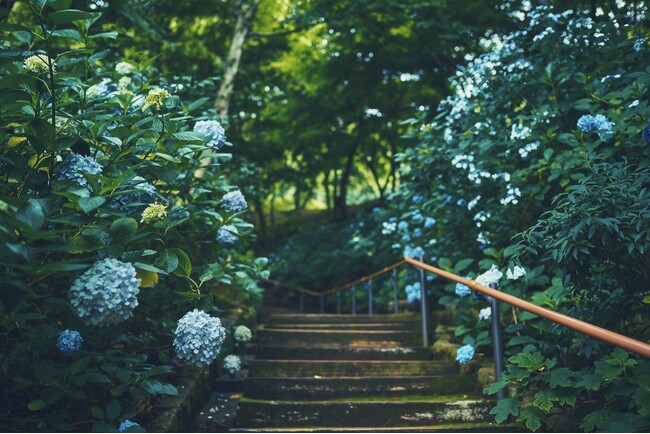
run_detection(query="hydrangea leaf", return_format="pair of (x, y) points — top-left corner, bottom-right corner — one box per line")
(109, 218), (138, 246)
(78, 196), (105, 213)
(489, 397), (520, 423)
(136, 269), (158, 288)
(168, 248), (191, 277)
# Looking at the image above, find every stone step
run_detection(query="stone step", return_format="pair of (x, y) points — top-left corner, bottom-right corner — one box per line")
(244, 375), (479, 400)
(231, 423), (521, 432)
(249, 360), (456, 377)
(256, 329), (420, 347)
(234, 398), (494, 429)
(268, 322), (420, 331)
(267, 313), (420, 325)
(255, 344), (432, 360)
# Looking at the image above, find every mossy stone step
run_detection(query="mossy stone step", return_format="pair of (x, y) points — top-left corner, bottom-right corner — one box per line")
(234, 399), (493, 429)
(249, 360), (456, 377)
(231, 422), (522, 432)
(255, 344), (431, 360)
(267, 313), (420, 325)
(269, 322), (420, 331)
(244, 375), (479, 399)
(257, 329), (420, 346)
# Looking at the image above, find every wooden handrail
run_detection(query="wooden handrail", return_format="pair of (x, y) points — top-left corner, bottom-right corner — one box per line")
(403, 256), (650, 359)
(264, 256), (650, 358)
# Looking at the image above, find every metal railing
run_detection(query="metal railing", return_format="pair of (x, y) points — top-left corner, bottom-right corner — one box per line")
(265, 256), (650, 361)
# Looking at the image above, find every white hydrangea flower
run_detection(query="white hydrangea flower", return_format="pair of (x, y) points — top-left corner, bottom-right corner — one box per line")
(24, 54), (54, 74)
(223, 355), (241, 375)
(475, 264), (503, 287)
(115, 61), (135, 75)
(478, 307), (492, 320)
(506, 265), (527, 280)
(233, 325), (252, 342)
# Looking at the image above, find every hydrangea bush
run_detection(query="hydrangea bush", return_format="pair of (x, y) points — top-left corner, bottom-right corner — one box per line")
(0, 2), (268, 431)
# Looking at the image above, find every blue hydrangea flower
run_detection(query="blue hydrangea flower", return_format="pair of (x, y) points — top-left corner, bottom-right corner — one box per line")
(634, 38), (646, 53)
(173, 309), (226, 367)
(397, 221), (409, 231)
(404, 245), (425, 259)
(69, 259), (140, 326)
(56, 329), (83, 354)
(217, 225), (238, 245)
(455, 282), (471, 297)
(107, 177), (157, 213)
(223, 354), (241, 375)
(577, 114), (613, 139)
(411, 211), (423, 222)
(193, 120), (227, 150)
(388, 217), (397, 223)
(412, 194), (423, 204)
(424, 217), (436, 229)
(401, 234), (411, 242)
(405, 282), (421, 303)
(413, 228), (422, 238)
(456, 344), (475, 364)
(118, 420), (140, 433)
(54, 154), (103, 192)
(391, 243), (401, 249)
(221, 190), (248, 213)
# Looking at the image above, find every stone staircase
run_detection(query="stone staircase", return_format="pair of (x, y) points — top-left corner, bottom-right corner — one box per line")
(226, 312), (510, 432)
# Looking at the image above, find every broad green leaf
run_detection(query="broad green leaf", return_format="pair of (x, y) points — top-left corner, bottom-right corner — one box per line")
(15, 199), (45, 230)
(136, 269), (158, 288)
(25, 118), (55, 153)
(27, 399), (46, 411)
(48, 9), (99, 25)
(68, 234), (105, 254)
(109, 218), (137, 246)
(518, 406), (543, 432)
(546, 367), (573, 388)
(78, 196), (105, 213)
(106, 399), (121, 419)
(508, 352), (545, 371)
(168, 248), (191, 277)
(533, 389), (557, 412)
(489, 397), (520, 423)
(156, 251), (179, 273)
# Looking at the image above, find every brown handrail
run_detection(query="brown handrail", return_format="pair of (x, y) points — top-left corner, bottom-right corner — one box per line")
(403, 256), (650, 359)
(264, 256), (650, 359)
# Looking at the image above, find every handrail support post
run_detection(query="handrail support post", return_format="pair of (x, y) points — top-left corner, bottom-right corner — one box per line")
(393, 268), (399, 315)
(368, 279), (373, 315)
(486, 293), (505, 401)
(419, 257), (430, 347)
(336, 291), (341, 314)
(319, 294), (325, 314)
(351, 285), (356, 316)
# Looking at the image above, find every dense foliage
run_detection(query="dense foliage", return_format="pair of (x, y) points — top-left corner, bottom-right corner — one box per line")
(0, 1), (267, 431)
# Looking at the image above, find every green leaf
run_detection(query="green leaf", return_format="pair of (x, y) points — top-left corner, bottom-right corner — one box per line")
(69, 356), (90, 375)
(489, 397), (520, 423)
(438, 257), (452, 270)
(518, 406), (543, 432)
(594, 360), (624, 381)
(89, 31), (118, 39)
(25, 118), (55, 153)
(109, 217), (138, 246)
(106, 399), (121, 420)
(48, 9), (99, 25)
(454, 258), (473, 273)
(576, 373), (603, 391)
(90, 406), (105, 420)
(168, 248), (191, 277)
(508, 352), (545, 371)
(483, 379), (507, 395)
(68, 234), (105, 254)
(533, 389), (557, 412)
(200, 263), (223, 283)
(156, 250), (179, 273)
(27, 399), (46, 411)
(15, 199), (45, 230)
(546, 367), (573, 388)
(78, 196), (105, 213)
(172, 131), (205, 141)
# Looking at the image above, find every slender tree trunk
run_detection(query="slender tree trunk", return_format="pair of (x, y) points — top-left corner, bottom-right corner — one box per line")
(323, 170), (331, 216)
(334, 142), (358, 219)
(196, 0), (259, 178)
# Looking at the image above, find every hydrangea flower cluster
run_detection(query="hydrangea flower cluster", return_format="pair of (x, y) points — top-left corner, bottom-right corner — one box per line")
(173, 309), (226, 367)
(577, 114), (613, 140)
(455, 281), (472, 297)
(141, 203), (167, 224)
(476, 265), (503, 287)
(54, 154), (103, 192)
(478, 307), (492, 321)
(194, 120), (227, 150)
(404, 282), (421, 303)
(403, 245), (425, 259)
(115, 61), (135, 75)
(56, 329), (83, 354)
(108, 178), (157, 213)
(24, 54), (54, 74)
(118, 420), (140, 433)
(221, 190), (248, 213)
(69, 259), (140, 326)
(506, 265), (526, 280)
(217, 225), (238, 245)
(456, 344), (475, 364)
(223, 355), (241, 375)
(86, 79), (114, 99)
(143, 87), (170, 111)
(234, 325), (252, 342)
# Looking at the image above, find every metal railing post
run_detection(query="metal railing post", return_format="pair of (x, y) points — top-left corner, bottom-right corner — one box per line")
(419, 257), (430, 347)
(319, 294), (325, 314)
(336, 291), (341, 314)
(487, 287), (505, 401)
(368, 279), (373, 315)
(299, 293), (305, 313)
(351, 285), (356, 315)
(392, 268), (399, 315)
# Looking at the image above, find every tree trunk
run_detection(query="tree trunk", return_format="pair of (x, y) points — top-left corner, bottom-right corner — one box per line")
(196, 0), (259, 178)
(334, 142), (358, 219)
(253, 196), (267, 246)
(323, 170), (331, 216)
(215, 0), (260, 117)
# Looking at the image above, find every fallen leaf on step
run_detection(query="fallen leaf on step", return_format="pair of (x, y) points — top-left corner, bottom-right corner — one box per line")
(229, 394), (242, 399)
(313, 375), (322, 379)
(389, 386), (406, 391)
